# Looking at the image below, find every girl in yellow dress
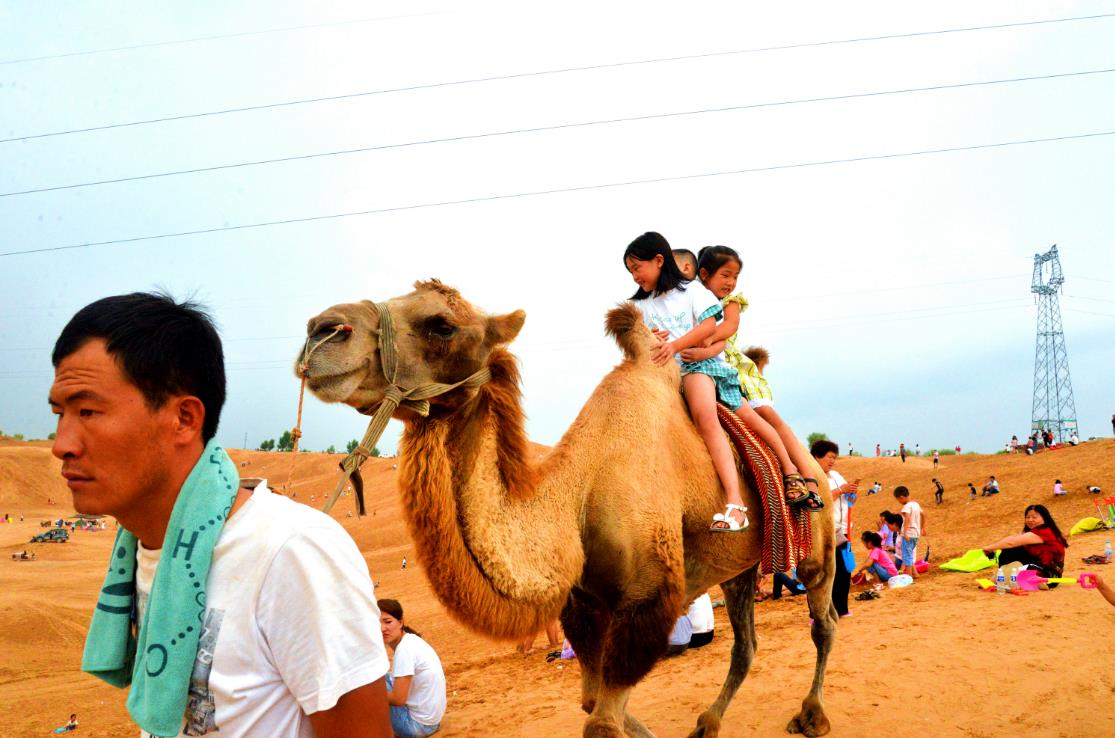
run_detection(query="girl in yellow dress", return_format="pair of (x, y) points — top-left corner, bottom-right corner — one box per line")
(681, 245), (824, 510)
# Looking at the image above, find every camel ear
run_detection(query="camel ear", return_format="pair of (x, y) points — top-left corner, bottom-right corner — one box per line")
(486, 310), (525, 345)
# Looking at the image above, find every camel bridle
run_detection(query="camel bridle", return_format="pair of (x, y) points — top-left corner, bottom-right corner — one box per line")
(295, 301), (492, 515)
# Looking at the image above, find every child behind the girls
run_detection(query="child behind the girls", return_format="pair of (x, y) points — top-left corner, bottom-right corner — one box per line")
(683, 245), (822, 509)
(625, 232), (748, 532)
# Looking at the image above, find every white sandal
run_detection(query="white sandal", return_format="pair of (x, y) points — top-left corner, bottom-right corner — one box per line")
(710, 503), (749, 533)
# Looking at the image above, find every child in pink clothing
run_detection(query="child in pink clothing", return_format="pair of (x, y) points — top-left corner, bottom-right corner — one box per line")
(851, 531), (898, 583)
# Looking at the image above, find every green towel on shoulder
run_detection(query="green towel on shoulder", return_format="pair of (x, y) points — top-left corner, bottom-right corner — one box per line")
(82, 440), (238, 737)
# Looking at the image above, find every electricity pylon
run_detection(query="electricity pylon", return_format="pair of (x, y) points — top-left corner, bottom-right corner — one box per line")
(1030, 245), (1077, 443)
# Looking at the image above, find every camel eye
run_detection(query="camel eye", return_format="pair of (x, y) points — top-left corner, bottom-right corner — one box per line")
(426, 317), (458, 340)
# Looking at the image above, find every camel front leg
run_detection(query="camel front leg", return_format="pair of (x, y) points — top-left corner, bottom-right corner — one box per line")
(585, 683), (654, 738)
(562, 586), (608, 715)
(788, 535), (837, 736)
(687, 566), (759, 738)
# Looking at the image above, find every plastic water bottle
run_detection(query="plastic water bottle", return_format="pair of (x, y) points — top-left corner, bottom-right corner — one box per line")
(1105, 540), (1113, 563)
(996, 567), (1007, 595)
(1009, 568), (1019, 591)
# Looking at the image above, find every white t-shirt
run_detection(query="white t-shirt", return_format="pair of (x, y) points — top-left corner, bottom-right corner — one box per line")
(901, 500), (924, 539)
(631, 282), (723, 363)
(136, 482), (389, 738)
(390, 633), (447, 726)
(827, 469), (851, 545)
(686, 593), (715, 634)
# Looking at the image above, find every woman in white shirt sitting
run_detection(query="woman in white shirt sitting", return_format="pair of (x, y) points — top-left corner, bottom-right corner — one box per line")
(379, 599), (446, 738)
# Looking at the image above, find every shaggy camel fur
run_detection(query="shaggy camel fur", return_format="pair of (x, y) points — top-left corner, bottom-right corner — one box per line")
(300, 280), (837, 738)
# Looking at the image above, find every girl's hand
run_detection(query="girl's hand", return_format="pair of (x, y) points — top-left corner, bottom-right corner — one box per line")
(650, 328), (669, 341)
(651, 339), (676, 366)
(679, 346), (707, 362)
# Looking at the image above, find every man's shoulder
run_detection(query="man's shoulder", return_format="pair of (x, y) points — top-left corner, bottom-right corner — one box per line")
(230, 487), (353, 553)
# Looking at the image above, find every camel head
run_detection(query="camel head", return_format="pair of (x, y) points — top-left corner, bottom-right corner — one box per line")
(299, 279), (525, 415)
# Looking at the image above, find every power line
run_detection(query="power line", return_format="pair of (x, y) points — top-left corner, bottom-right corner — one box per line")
(1064, 293), (1115, 305)
(4, 12), (1113, 144)
(1064, 307), (1115, 319)
(7, 66), (1113, 199)
(0, 11), (446, 66)
(3, 128), (1113, 258)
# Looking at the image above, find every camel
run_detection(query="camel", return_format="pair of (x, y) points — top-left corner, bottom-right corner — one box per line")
(299, 280), (837, 738)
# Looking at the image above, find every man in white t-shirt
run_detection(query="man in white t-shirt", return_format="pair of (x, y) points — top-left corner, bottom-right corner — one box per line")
(893, 486), (926, 579)
(49, 292), (392, 738)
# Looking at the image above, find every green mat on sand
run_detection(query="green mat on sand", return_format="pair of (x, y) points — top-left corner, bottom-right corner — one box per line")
(940, 548), (996, 572)
(1070, 516), (1106, 536)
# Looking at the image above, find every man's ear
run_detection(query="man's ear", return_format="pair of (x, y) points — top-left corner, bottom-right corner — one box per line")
(171, 396), (207, 446)
(485, 310), (526, 346)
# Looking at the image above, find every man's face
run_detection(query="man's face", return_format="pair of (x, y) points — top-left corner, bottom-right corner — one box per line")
(49, 339), (174, 517)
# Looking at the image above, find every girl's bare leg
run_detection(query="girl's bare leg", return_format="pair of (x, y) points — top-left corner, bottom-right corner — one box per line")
(732, 401), (798, 475)
(683, 374), (745, 526)
(755, 405), (815, 484)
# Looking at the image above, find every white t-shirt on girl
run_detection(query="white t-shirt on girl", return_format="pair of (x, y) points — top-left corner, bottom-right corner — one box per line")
(391, 633), (447, 727)
(136, 483), (389, 738)
(631, 282), (723, 360)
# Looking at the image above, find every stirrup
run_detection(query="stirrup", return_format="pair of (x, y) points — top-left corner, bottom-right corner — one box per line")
(711, 503), (749, 533)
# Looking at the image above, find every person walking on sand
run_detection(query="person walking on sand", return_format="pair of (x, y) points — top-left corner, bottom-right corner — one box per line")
(932, 450), (940, 469)
(899, 443), (906, 463)
(49, 293), (392, 738)
(932, 478), (944, 505)
(876, 443), (881, 457)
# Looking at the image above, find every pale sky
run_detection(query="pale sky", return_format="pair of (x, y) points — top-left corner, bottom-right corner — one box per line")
(2, 1), (1113, 456)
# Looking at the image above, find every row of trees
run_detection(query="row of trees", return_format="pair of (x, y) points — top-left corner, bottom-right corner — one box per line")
(257, 433), (378, 457)
(0, 430), (56, 441)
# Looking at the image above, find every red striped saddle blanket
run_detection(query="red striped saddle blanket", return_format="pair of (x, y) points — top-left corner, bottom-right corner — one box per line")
(717, 404), (813, 575)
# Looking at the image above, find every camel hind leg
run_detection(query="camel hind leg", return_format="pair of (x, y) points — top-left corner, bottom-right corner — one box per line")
(787, 548), (836, 736)
(687, 565), (760, 738)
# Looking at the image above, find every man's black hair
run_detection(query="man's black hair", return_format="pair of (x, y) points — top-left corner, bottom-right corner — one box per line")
(893, 485), (910, 499)
(624, 231), (689, 299)
(52, 292), (226, 443)
(810, 439), (839, 459)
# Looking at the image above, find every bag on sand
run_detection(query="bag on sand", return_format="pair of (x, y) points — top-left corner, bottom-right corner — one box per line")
(887, 574), (914, 589)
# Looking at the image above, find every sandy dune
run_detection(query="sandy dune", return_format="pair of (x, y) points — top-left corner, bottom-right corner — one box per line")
(2, 436), (1114, 737)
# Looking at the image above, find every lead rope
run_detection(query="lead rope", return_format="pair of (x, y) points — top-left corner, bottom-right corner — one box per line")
(283, 324), (352, 494)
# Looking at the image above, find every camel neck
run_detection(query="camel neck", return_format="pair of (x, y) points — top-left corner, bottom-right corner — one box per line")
(395, 353), (583, 639)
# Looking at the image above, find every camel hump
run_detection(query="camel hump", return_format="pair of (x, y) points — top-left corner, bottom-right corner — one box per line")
(604, 302), (651, 360)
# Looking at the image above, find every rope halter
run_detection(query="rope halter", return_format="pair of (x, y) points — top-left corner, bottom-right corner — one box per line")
(300, 301), (491, 514)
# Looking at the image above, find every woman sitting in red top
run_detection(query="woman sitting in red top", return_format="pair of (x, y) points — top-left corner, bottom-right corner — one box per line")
(981, 504), (1068, 579)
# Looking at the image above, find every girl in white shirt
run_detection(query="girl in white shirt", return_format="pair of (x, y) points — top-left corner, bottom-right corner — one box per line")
(625, 232), (748, 532)
(379, 599), (445, 738)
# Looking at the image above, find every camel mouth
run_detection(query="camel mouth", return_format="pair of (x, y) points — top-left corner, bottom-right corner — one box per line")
(302, 357), (374, 405)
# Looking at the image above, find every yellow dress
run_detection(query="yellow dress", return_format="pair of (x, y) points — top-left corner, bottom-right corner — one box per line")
(721, 294), (775, 405)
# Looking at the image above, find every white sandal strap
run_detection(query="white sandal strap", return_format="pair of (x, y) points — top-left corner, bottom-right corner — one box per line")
(725, 503), (748, 513)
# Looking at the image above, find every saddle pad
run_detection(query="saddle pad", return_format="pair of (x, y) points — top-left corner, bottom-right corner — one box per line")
(716, 404), (812, 574)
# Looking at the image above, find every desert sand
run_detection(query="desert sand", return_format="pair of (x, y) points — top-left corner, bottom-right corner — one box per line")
(2, 434), (1114, 737)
